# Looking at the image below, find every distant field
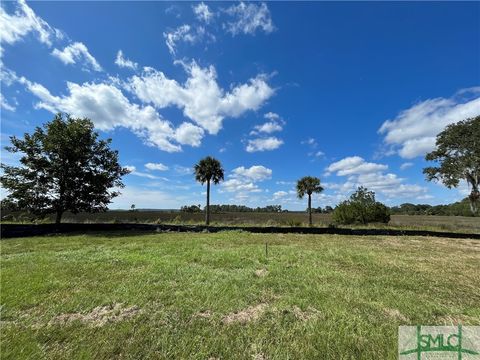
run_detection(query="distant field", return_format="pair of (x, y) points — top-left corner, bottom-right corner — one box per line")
(1, 232), (479, 359)
(3, 210), (479, 233)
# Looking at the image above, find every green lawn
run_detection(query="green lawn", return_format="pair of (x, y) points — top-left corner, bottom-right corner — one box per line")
(1, 232), (479, 359)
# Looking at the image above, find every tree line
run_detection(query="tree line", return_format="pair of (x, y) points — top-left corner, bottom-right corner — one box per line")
(1, 114), (478, 225)
(181, 204), (284, 213)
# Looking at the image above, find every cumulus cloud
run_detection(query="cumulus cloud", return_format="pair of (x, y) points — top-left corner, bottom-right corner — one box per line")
(325, 156), (428, 200)
(145, 163), (169, 171)
(232, 165), (272, 181)
(325, 156), (387, 176)
(115, 50), (138, 70)
(126, 61), (274, 134)
(222, 165), (272, 197)
(174, 122), (204, 147)
(250, 112), (284, 135)
(0, 0), (62, 54)
(251, 121), (282, 135)
(246, 136), (283, 152)
(224, 2), (275, 35)
(264, 112), (280, 121)
(193, 2), (214, 23)
(378, 89), (480, 158)
(51, 42), (102, 71)
(18, 76), (185, 152)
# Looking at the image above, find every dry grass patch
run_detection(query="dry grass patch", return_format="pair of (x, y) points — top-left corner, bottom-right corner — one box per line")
(254, 269), (268, 277)
(222, 303), (268, 325)
(383, 308), (409, 323)
(195, 310), (213, 319)
(50, 303), (141, 327)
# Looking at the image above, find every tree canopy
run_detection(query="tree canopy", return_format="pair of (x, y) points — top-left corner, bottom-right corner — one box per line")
(423, 116), (480, 214)
(194, 156), (224, 185)
(332, 186), (390, 225)
(0, 114), (130, 223)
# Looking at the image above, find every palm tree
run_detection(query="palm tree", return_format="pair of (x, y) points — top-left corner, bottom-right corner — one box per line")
(194, 156), (224, 225)
(296, 176), (324, 227)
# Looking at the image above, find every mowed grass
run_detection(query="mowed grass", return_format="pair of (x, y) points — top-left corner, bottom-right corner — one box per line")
(1, 232), (479, 359)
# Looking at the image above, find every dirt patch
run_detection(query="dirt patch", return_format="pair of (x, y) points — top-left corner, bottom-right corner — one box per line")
(254, 269), (268, 278)
(222, 303), (267, 325)
(383, 308), (409, 322)
(195, 310), (212, 319)
(252, 353), (267, 360)
(50, 303), (141, 327)
(291, 306), (323, 321)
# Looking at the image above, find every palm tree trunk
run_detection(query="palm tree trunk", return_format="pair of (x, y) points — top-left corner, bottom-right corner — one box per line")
(205, 179), (210, 226)
(308, 194), (312, 227)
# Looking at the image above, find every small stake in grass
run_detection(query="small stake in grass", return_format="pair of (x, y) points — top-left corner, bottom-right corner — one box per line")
(265, 242), (268, 263)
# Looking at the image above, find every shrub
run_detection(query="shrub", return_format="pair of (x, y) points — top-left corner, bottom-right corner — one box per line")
(332, 187), (390, 225)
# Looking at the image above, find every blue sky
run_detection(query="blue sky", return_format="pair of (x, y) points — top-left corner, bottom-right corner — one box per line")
(1, 1), (479, 210)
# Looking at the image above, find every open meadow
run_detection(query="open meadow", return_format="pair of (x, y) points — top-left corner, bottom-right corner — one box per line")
(1, 231), (479, 359)
(3, 211), (480, 234)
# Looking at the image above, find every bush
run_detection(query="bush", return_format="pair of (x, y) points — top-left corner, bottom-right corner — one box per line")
(332, 187), (390, 225)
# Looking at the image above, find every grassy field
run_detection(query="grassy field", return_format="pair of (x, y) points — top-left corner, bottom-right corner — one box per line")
(3, 210), (480, 233)
(1, 232), (479, 359)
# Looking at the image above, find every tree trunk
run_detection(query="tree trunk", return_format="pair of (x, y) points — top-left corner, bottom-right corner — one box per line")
(469, 189), (479, 215)
(308, 194), (312, 227)
(55, 210), (63, 225)
(205, 180), (210, 226)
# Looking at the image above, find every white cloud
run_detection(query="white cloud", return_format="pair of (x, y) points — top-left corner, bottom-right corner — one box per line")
(18, 76), (186, 152)
(222, 179), (262, 193)
(115, 50), (138, 70)
(264, 112), (280, 121)
(193, 2), (214, 23)
(126, 60), (274, 134)
(252, 121), (282, 134)
(378, 89), (480, 158)
(222, 165), (272, 198)
(145, 163), (169, 171)
(163, 24), (197, 55)
(224, 2), (275, 36)
(301, 137), (318, 148)
(0, 0), (62, 54)
(400, 162), (414, 170)
(272, 190), (288, 200)
(125, 165), (159, 179)
(51, 42), (102, 72)
(0, 93), (16, 111)
(325, 156), (387, 176)
(246, 137), (283, 152)
(232, 165), (272, 181)
(174, 122), (204, 147)
(163, 25), (215, 56)
(325, 156), (428, 200)
(174, 165), (193, 176)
